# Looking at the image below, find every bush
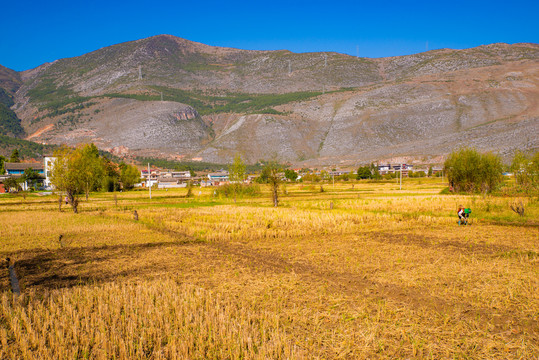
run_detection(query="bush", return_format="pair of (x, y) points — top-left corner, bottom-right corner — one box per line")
(410, 171), (426, 178)
(301, 174), (321, 182)
(510, 151), (539, 193)
(214, 183), (261, 198)
(444, 148), (503, 193)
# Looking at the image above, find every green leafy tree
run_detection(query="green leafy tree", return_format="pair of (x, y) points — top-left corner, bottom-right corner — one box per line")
(229, 154), (246, 203)
(510, 151), (539, 191)
(370, 163), (381, 180)
(119, 163), (140, 190)
(74, 144), (104, 200)
(357, 166), (371, 180)
(444, 147), (503, 193)
(101, 157), (120, 192)
(50, 146), (84, 213)
(284, 169), (298, 181)
(428, 166), (433, 177)
(229, 154), (246, 183)
(4, 176), (20, 192)
(21, 167), (43, 190)
(0, 155), (5, 174)
(9, 149), (20, 163)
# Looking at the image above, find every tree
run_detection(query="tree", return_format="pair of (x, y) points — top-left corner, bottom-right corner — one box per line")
(101, 157), (120, 192)
(3, 177), (20, 192)
(370, 163), (381, 180)
(119, 163), (140, 190)
(0, 155), (5, 174)
(73, 144), (104, 200)
(229, 154), (246, 203)
(9, 149), (20, 163)
(260, 161), (282, 207)
(301, 173), (320, 182)
(284, 169), (298, 181)
(510, 150), (539, 191)
(229, 154), (246, 183)
(50, 146), (84, 213)
(428, 166), (433, 178)
(21, 167), (42, 190)
(444, 147), (503, 193)
(357, 166), (371, 180)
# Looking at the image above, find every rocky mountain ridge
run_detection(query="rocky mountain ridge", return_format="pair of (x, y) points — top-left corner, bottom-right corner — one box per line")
(2, 35), (538, 164)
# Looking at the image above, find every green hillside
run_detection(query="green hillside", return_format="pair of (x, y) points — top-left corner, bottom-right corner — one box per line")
(0, 135), (57, 159)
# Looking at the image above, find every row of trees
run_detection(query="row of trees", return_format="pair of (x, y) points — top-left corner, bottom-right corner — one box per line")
(51, 144), (140, 213)
(233, 148), (537, 205)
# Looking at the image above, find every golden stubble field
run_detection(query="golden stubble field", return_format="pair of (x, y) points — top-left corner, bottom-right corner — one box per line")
(0, 179), (538, 359)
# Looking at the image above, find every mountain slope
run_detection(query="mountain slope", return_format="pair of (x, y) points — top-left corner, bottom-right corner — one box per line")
(9, 35), (539, 164)
(0, 66), (25, 137)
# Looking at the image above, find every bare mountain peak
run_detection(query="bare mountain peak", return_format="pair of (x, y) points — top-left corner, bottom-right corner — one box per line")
(137, 34), (264, 56)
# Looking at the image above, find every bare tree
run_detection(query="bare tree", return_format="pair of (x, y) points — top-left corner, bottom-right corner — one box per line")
(261, 161), (282, 207)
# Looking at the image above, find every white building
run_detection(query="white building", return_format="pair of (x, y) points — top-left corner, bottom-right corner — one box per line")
(43, 155), (57, 189)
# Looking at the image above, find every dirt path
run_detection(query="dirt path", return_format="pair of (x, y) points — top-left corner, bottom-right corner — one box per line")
(26, 124), (54, 140)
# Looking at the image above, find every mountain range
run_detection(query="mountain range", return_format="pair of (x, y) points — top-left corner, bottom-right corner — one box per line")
(1, 34), (538, 165)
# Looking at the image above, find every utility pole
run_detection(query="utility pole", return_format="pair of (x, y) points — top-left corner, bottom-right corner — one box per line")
(400, 164), (403, 190)
(148, 163), (152, 200)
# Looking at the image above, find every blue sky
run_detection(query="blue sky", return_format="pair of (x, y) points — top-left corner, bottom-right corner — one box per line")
(2, 0), (538, 71)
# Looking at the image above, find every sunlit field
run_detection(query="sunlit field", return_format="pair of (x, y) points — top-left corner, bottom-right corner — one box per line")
(1, 178), (538, 359)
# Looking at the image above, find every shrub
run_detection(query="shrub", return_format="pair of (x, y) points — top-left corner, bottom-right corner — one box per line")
(444, 148), (503, 193)
(214, 183), (261, 198)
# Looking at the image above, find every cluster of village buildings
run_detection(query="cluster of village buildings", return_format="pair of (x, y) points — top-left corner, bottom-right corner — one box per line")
(0, 154), (442, 193)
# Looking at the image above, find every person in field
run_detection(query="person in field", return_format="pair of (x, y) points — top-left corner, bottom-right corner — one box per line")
(457, 205), (465, 222)
(457, 205), (471, 225)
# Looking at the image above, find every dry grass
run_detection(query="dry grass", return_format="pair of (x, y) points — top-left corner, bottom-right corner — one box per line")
(0, 179), (538, 358)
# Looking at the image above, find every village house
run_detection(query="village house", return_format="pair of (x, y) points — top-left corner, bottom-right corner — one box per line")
(329, 170), (350, 177)
(169, 171), (191, 179)
(4, 162), (45, 176)
(3, 162), (45, 190)
(207, 171), (229, 186)
(157, 177), (188, 189)
(377, 164), (413, 177)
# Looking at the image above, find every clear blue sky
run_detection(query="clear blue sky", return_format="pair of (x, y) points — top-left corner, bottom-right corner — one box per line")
(2, 0), (538, 71)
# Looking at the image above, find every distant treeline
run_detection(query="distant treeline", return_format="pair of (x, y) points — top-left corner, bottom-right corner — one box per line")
(105, 87), (322, 115)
